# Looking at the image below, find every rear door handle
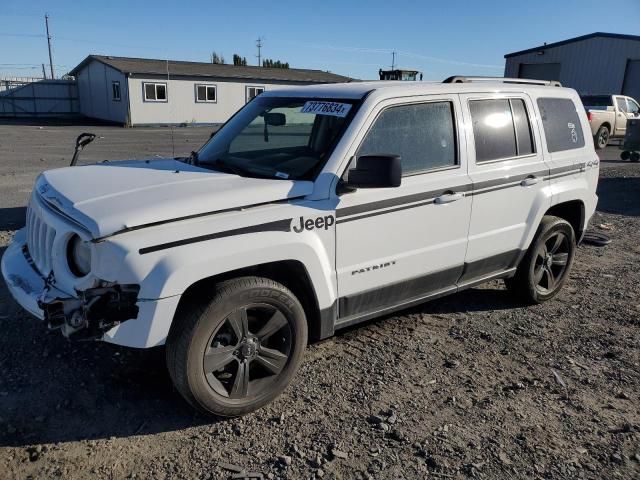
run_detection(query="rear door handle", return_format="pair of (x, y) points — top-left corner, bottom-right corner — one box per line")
(520, 176), (540, 187)
(434, 192), (464, 204)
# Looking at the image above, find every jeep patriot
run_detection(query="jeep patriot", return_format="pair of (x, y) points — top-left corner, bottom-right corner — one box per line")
(2, 77), (599, 416)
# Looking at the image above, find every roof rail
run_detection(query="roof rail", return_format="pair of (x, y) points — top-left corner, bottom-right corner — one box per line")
(443, 76), (562, 87)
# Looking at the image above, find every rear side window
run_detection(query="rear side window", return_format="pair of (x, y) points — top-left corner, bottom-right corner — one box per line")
(537, 98), (585, 152)
(358, 101), (457, 175)
(469, 98), (535, 162)
(615, 97), (628, 112)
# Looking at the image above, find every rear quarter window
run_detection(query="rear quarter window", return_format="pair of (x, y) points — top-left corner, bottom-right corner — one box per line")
(537, 98), (585, 152)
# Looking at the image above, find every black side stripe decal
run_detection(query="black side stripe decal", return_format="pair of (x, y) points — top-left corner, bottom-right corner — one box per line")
(95, 197), (299, 242)
(139, 218), (293, 255)
(336, 198), (436, 224)
(337, 163), (588, 222)
(336, 183), (473, 218)
(471, 168), (549, 191)
(137, 163), (590, 252)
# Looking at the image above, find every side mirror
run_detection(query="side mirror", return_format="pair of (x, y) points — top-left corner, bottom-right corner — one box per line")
(264, 112), (286, 126)
(343, 155), (402, 190)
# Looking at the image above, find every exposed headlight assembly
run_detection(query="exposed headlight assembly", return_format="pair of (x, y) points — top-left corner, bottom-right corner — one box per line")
(67, 234), (91, 277)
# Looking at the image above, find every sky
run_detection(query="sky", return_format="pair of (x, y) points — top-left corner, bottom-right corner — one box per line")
(1, 0), (639, 81)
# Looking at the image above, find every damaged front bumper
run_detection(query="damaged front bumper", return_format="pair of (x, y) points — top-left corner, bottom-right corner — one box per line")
(2, 229), (180, 347)
(41, 284), (140, 340)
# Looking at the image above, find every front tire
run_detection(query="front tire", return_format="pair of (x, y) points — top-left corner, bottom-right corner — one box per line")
(594, 125), (609, 150)
(506, 216), (576, 304)
(166, 277), (307, 417)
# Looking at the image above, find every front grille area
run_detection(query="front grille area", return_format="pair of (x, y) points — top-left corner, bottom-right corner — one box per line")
(26, 200), (56, 276)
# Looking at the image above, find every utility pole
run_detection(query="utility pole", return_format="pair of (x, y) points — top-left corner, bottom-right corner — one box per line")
(391, 51), (396, 70)
(41, 63), (47, 79)
(45, 14), (55, 79)
(256, 37), (263, 67)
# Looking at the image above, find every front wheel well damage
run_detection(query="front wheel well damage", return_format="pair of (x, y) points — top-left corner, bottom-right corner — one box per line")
(545, 200), (585, 241)
(174, 260), (324, 342)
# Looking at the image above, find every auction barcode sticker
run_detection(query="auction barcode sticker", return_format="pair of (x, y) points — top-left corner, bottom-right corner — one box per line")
(301, 101), (352, 118)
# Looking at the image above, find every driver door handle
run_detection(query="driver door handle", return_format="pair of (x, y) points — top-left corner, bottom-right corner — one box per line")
(520, 176), (540, 187)
(434, 192), (464, 204)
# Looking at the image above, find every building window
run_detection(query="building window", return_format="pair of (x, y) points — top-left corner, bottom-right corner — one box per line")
(112, 81), (121, 101)
(143, 82), (167, 102)
(469, 98), (535, 162)
(537, 98), (585, 152)
(195, 84), (217, 103)
(246, 86), (264, 103)
(358, 101), (457, 176)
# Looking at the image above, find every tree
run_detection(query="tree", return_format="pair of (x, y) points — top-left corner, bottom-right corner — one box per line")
(262, 58), (289, 69)
(211, 51), (225, 64)
(233, 54), (248, 66)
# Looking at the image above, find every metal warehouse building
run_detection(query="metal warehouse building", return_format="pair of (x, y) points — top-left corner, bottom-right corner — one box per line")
(504, 32), (640, 99)
(69, 55), (353, 126)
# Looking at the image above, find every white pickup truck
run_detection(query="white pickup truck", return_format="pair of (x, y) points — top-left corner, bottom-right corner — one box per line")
(581, 95), (640, 149)
(2, 77), (599, 417)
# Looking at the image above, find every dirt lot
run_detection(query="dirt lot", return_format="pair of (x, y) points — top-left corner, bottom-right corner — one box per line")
(0, 123), (639, 480)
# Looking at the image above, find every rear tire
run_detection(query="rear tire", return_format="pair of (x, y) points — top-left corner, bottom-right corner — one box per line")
(594, 126), (609, 150)
(631, 152), (640, 163)
(505, 216), (576, 304)
(621, 150), (631, 161)
(166, 276), (307, 417)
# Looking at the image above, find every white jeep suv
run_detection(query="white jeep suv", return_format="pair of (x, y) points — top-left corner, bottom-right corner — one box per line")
(2, 77), (599, 416)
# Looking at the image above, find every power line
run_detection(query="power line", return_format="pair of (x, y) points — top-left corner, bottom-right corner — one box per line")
(0, 32), (45, 38)
(299, 42), (503, 69)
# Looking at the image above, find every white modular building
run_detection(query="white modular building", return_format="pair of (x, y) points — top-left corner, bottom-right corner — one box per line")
(69, 55), (353, 126)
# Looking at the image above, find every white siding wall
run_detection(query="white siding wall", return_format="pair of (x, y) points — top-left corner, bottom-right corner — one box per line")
(76, 62), (128, 123)
(505, 37), (640, 95)
(127, 77), (295, 125)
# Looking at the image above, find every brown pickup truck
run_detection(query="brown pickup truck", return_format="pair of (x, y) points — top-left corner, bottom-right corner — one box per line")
(581, 95), (640, 149)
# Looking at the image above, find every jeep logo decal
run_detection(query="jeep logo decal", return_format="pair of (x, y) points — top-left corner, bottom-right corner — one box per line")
(292, 215), (335, 233)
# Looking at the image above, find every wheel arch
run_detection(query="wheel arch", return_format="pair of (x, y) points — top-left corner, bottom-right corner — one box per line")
(173, 260), (331, 343)
(599, 122), (612, 133)
(545, 200), (586, 241)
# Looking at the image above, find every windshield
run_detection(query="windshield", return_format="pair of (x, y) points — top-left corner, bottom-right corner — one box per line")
(196, 96), (357, 180)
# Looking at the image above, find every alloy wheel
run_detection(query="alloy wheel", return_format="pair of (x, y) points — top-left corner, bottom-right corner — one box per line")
(598, 129), (609, 149)
(203, 304), (292, 400)
(533, 231), (570, 295)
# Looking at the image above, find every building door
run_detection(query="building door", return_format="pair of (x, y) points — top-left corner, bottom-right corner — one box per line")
(335, 96), (472, 325)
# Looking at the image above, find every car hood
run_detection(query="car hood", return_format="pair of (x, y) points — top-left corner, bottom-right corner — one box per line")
(35, 158), (313, 238)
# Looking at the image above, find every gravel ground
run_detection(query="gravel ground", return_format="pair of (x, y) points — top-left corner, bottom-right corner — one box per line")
(0, 124), (638, 479)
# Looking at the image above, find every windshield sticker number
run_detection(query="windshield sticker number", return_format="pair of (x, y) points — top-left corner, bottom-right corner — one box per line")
(301, 101), (352, 118)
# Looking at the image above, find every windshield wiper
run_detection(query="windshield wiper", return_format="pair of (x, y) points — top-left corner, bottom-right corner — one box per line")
(212, 158), (249, 177)
(188, 151), (199, 166)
